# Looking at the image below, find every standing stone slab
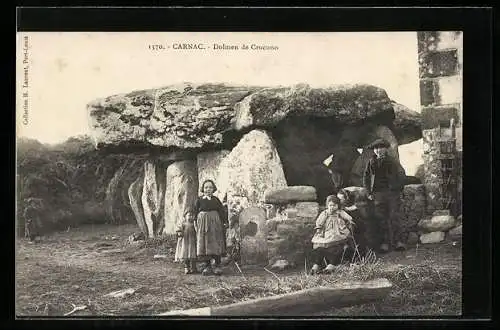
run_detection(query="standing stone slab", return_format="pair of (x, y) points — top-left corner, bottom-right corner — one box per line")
(128, 173), (147, 236)
(163, 160), (199, 235)
(141, 160), (166, 238)
(239, 207), (268, 265)
(197, 150), (231, 200)
(218, 129), (288, 205)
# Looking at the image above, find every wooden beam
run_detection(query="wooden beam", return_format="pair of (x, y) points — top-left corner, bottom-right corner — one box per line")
(158, 278), (392, 316)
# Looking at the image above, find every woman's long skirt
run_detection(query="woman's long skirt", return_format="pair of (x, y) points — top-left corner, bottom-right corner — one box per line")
(196, 210), (225, 260)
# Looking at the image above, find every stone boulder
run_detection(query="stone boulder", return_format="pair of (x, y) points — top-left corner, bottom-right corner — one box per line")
(217, 129), (287, 204)
(88, 83), (401, 149)
(420, 231), (445, 244)
(263, 186), (317, 204)
(418, 214), (457, 232)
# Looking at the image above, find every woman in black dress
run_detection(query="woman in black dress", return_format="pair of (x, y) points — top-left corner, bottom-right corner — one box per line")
(194, 179), (228, 276)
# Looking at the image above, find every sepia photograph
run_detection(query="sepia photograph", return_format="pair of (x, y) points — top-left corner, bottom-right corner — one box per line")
(16, 30), (463, 317)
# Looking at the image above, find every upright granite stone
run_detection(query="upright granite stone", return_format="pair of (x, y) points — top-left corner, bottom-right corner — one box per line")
(239, 207), (268, 265)
(141, 160), (166, 238)
(128, 173), (147, 236)
(197, 150), (231, 200)
(163, 160), (199, 235)
(218, 129), (287, 204)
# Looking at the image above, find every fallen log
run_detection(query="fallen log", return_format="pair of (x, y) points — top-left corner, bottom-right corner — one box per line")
(158, 278), (392, 316)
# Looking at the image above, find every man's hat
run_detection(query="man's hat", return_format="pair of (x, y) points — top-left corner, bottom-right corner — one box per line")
(367, 138), (390, 149)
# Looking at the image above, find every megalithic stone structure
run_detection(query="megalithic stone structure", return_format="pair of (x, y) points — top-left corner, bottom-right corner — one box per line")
(163, 160), (199, 235)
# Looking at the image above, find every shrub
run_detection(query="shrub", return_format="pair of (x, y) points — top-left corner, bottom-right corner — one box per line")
(17, 136), (142, 236)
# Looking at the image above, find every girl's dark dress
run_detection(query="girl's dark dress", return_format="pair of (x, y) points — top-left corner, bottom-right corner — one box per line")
(194, 195), (228, 261)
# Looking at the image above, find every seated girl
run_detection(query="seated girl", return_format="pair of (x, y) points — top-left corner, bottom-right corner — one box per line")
(310, 195), (355, 275)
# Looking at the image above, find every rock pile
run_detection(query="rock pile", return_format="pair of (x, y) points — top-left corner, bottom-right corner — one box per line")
(418, 210), (462, 244)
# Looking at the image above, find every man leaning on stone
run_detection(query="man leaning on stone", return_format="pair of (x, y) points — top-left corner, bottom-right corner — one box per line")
(363, 138), (406, 253)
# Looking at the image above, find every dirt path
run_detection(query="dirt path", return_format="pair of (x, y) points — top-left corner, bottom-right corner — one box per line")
(16, 224), (462, 317)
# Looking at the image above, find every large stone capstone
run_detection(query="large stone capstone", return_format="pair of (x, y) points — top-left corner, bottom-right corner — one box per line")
(87, 83), (421, 150)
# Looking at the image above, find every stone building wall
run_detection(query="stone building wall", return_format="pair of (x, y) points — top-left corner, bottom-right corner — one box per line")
(418, 31), (463, 150)
(418, 31), (463, 216)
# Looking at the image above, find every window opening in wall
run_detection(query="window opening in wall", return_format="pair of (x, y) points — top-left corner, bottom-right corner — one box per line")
(439, 141), (455, 154)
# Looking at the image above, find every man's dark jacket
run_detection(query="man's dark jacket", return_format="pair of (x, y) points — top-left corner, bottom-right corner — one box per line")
(362, 155), (406, 194)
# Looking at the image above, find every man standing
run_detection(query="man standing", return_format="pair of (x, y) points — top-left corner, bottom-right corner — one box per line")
(363, 139), (406, 253)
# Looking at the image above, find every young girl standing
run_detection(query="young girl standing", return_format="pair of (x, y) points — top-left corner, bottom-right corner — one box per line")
(175, 209), (198, 274)
(194, 179), (228, 276)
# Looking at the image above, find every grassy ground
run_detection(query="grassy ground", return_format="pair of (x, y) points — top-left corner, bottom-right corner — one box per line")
(16, 224), (462, 317)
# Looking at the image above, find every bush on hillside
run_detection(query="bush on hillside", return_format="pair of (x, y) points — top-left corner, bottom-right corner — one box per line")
(17, 135), (143, 236)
